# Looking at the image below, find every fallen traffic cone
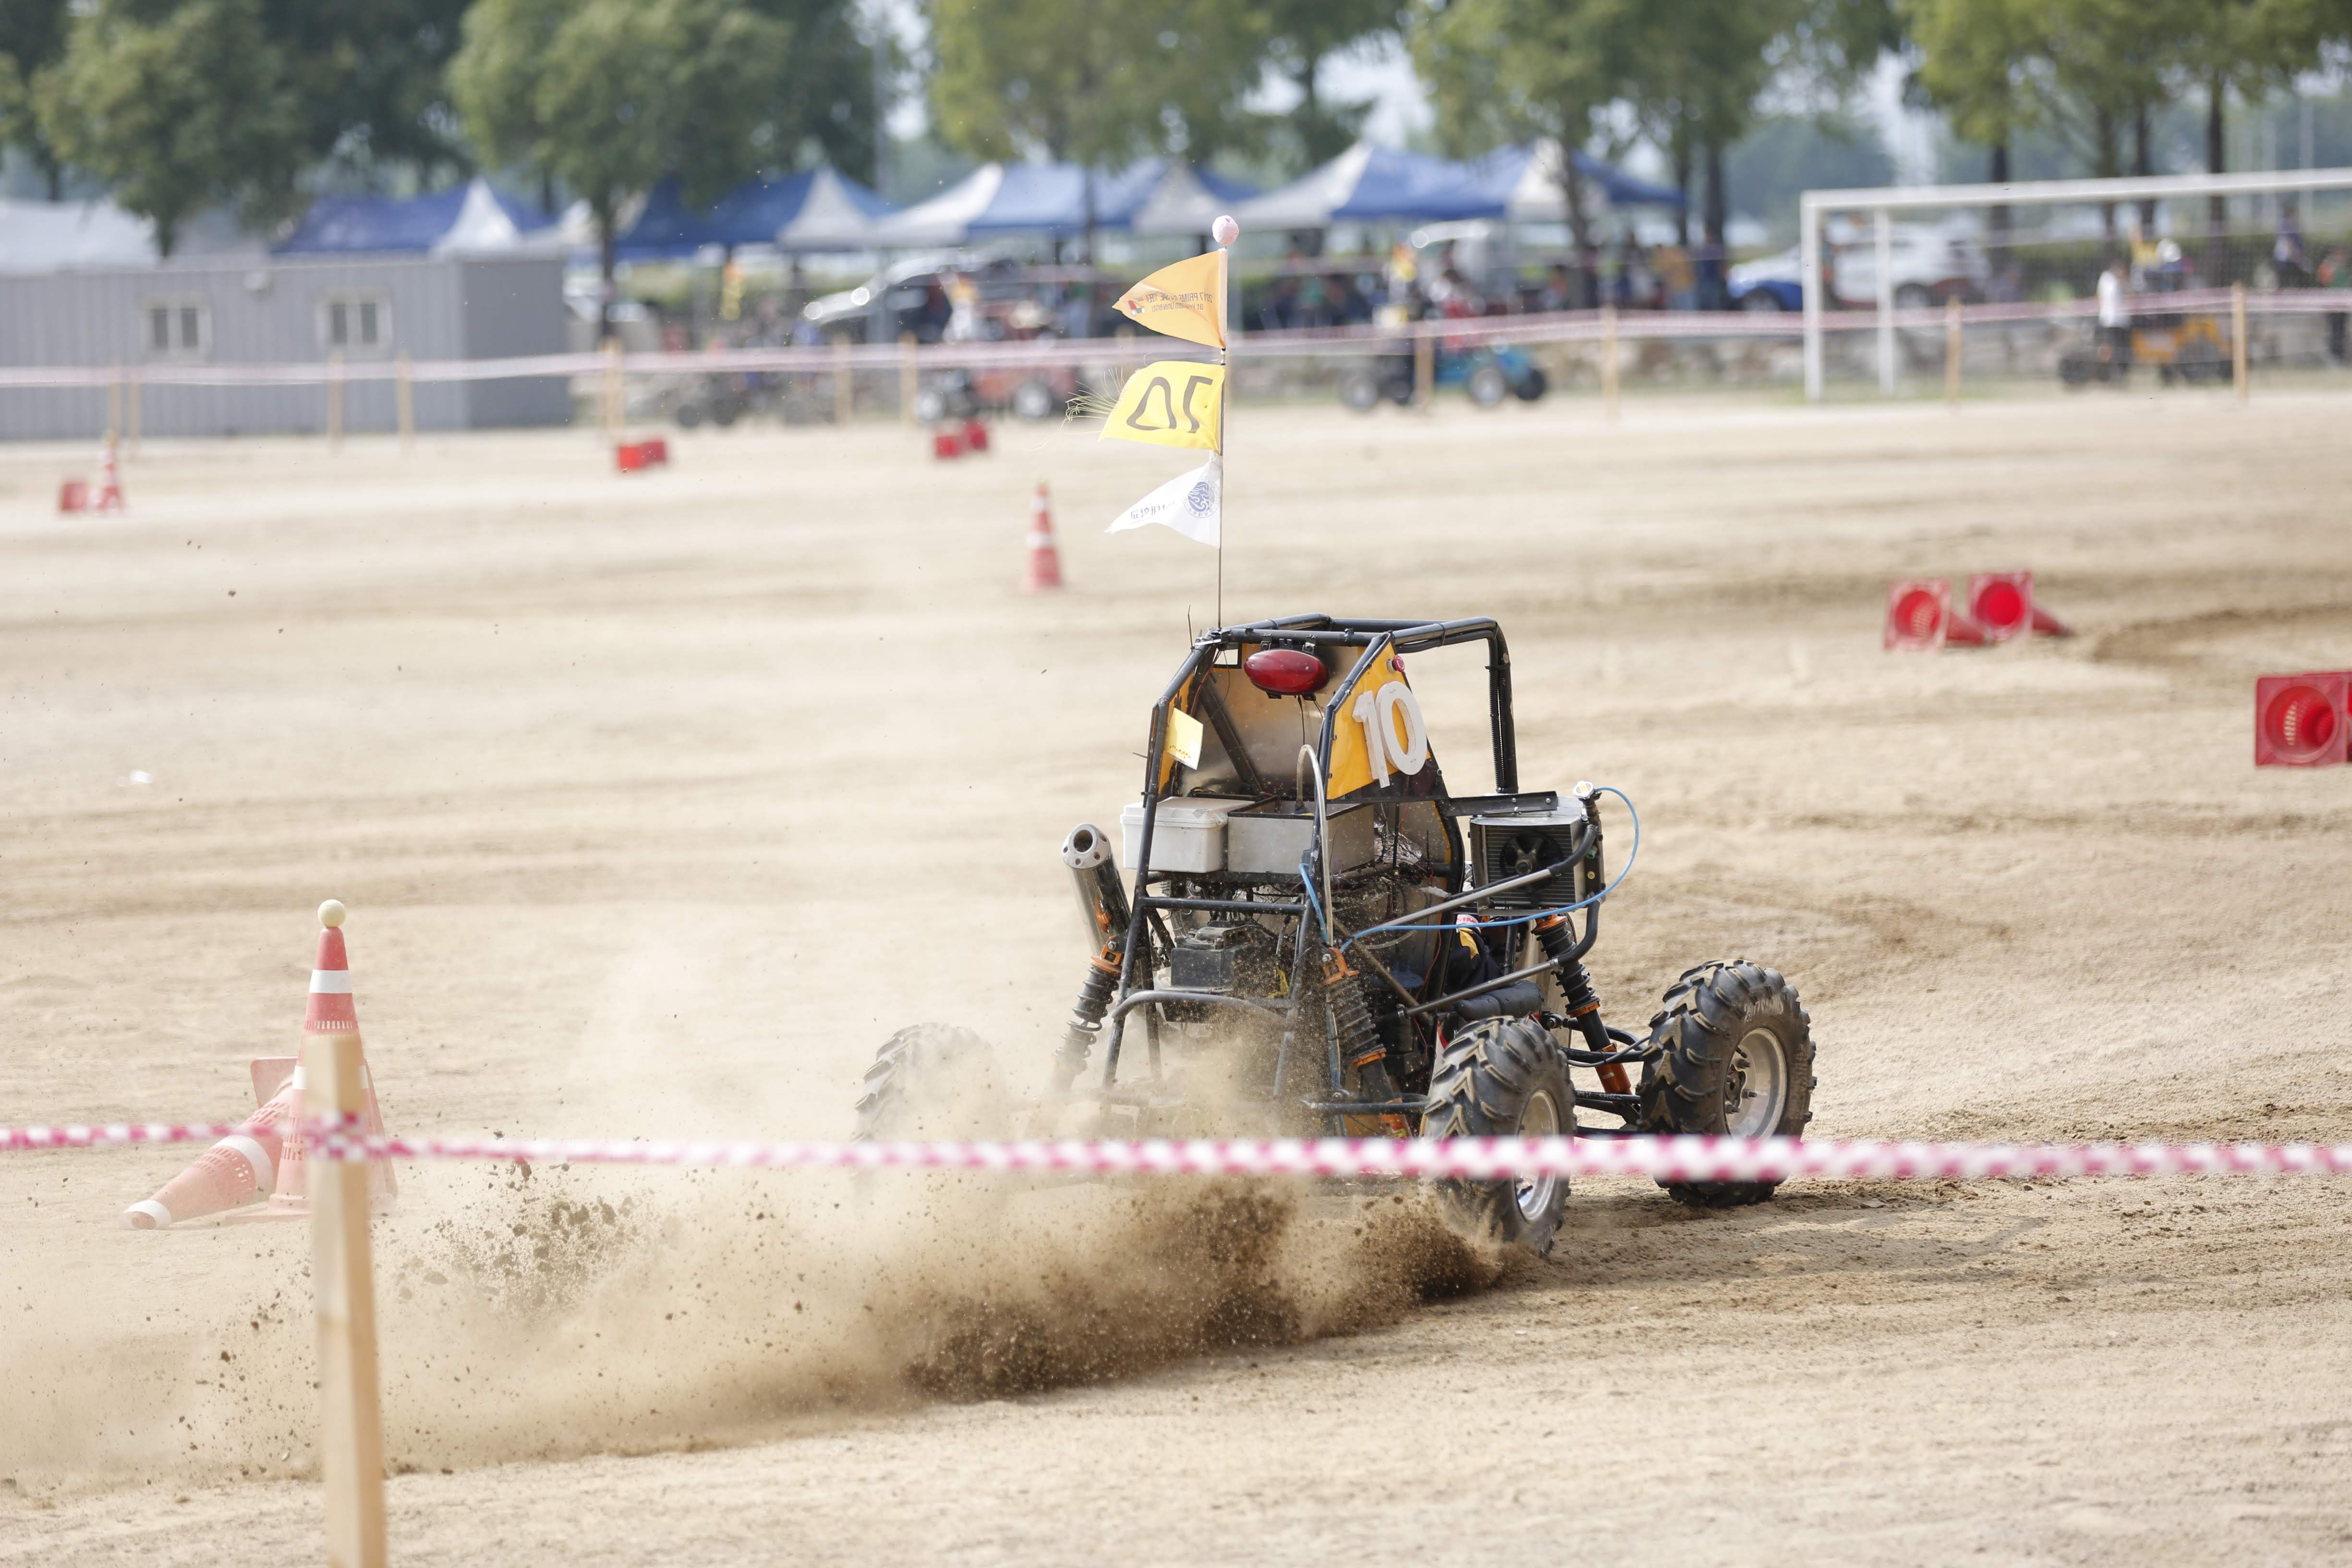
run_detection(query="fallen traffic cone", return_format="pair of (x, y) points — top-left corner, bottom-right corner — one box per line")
(269, 899), (396, 1217)
(1883, 579), (1984, 651)
(1965, 571), (2075, 641)
(123, 899), (395, 1228)
(92, 438), (125, 513)
(1965, 572), (2033, 643)
(615, 438), (668, 473)
(1025, 480), (1064, 592)
(58, 479), (89, 513)
(2254, 671), (2349, 768)
(932, 428), (965, 460)
(961, 417), (991, 454)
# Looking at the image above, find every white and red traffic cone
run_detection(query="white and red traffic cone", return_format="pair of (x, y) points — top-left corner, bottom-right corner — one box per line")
(1024, 481), (1065, 592)
(121, 899), (394, 1229)
(270, 899), (395, 1217)
(1883, 578), (1985, 651)
(92, 438), (125, 513)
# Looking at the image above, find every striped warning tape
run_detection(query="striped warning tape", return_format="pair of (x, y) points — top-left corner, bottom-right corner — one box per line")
(5, 1119), (2350, 1182)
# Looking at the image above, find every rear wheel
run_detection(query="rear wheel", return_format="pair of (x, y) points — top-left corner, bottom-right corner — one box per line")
(1636, 961), (1814, 1207)
(1512, 367), (1548, 401)
(1339, 368), (1382, 412)
(1011, 379), (1060, 420)
(1466, 363), (1510, 407)
(1420, 1019), (1575, 1255)
(853, 1023), (1006, 1140)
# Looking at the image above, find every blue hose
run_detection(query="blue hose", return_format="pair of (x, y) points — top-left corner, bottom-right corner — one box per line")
(1336, 784), (1640, 953)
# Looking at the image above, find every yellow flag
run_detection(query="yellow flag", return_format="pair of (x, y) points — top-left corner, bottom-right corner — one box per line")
(1113, 252), (1226, 350)
(1100, 361), (1225, 452)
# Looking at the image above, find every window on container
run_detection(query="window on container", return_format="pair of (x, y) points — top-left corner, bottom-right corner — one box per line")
(144, 299), (209, 358)
(320, 293), (391, 351)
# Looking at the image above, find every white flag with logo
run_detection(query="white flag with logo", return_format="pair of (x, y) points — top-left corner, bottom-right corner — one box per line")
(1106, 456), (1220, 547)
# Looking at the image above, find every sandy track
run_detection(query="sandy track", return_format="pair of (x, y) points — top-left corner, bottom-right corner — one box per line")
(3, 391), (2350, 1564)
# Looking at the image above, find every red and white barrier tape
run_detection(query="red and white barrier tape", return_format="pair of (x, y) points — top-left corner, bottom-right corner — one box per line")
(5, 1119), (2349, 1183)
(2, 291), (2344, 389)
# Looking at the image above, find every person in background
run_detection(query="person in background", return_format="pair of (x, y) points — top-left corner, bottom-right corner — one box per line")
(2273, 201), (2309, 288)
(2095, 253), (2132, 378)
(1654, 243), (1695, 311)
(2318, 246), (2349, 363)
(1539, 263), (1574, 314)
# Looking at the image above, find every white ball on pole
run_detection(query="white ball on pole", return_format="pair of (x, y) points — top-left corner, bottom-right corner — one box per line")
(1212, 214), (1239, 247)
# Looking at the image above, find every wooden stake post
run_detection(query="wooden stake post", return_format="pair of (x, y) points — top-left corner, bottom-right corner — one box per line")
(833, 340), (854, 425)
(327, 353), (345, 452)
(306, 1033), (387, 1568)
(1601, 306), (1620, 422)
(2231, 282), (2249, 404)
(1413, 328), (1433, 414)
(395, 353), (415, 452)
(1945, 296), (1964, 406)
(899, 333), (919, 426)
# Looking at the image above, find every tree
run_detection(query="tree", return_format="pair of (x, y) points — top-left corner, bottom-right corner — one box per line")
(453, 0), (861, 336)
(34, 0), (304, 254)
(273, 0), (477, 188)
(1259, 0), (1400, 172)
(926, 0), (1265, 255)
(2163, 0), (2330, 251)
(1903, 0), (2043, 242)
(0, 0), (71, 199)
(1415, 0), (1640, 304)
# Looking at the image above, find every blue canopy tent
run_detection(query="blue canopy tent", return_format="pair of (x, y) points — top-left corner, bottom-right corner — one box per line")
(276, 179), (553, 254)
(1236, 142), (1683, 229)
(869, 159), (1258, 246)
(615, 168), (894, 257)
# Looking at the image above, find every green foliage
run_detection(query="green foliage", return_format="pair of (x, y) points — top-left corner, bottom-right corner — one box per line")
(925, 0), (1268, 176)
(34, 0), (305, 254)
(1259, 0), (1400, 170)
(0, 0), (71, 195)
(269, 0), (477, 184)
(1725, 112), (1894, 237)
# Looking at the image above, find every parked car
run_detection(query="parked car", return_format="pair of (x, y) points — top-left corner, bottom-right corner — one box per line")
(1728, 224), (1990, 313)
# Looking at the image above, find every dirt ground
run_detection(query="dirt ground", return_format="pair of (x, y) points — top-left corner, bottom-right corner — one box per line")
(2, 389), (2350, 1566)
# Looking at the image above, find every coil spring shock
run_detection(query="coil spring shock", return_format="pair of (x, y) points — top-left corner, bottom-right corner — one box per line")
(1534, 914), (1625, 1092)
(1323, 954), (1395, 1102)
(1052, 952), (1122, 1088)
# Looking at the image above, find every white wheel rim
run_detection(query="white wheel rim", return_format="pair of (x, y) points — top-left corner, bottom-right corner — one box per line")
(1723, 1027), (1789, 1139)
(1515, 1088), (1562, 1221)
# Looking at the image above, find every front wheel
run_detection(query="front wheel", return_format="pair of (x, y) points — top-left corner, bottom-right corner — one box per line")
(1512, 367), (1548, 402)
(1636, 961), (1815, 1208)
(1420, 1019), (1575, 1255)
(1338, 368), (1382, 412)
(1466, 363), (1510, 407)
(1010, 379), (1060, 420)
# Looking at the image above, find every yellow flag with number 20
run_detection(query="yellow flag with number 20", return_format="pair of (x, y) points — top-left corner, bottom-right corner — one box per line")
(1100, 361), (1225, 452)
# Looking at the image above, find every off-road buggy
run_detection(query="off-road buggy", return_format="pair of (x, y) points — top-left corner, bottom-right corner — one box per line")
(856, 616), (1815, 1253)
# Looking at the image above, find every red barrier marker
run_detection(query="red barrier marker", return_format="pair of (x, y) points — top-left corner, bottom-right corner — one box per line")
(961, 418), (991, 454)
(1884, 579), (1985, 650)
(1025, 480), (1064, 592)
(58, 479), (88, 513)
(2255, 672), (2349, 768)
(615, 439), (668, 473)
(932, 428), (965, 460)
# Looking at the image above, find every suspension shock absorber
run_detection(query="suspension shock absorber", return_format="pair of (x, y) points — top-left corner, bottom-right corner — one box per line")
(1534, 913), (1625, 1093)
(1323, 952), (1399, 1109)
(1052, 951), (1122, 1090)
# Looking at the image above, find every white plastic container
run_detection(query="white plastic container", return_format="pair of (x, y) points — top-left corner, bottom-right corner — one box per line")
(1119, 797), (1245, 874)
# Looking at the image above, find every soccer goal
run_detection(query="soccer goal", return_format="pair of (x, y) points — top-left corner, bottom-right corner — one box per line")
(1799, 165), (2352, 401)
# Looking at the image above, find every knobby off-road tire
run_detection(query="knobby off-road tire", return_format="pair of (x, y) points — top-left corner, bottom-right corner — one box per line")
(1419, 1018), (1576, 1256)
(1636, 960), (1815, 1208)
(853, 1023), (1006, 1141)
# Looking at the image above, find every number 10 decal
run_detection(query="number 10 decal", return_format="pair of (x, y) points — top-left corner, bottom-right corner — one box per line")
(1351, 681), (1430, 785)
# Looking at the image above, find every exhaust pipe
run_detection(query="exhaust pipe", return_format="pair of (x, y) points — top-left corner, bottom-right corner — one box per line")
(1062, 822), (1133, 949)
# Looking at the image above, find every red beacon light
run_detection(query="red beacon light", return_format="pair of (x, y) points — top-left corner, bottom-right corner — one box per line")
(1242, 647), (1328, 696)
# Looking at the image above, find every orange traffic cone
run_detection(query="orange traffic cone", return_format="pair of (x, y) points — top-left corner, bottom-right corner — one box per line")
(92, 438), (125, 513)
(1025, 480), (1064, 592)
(1882, 578), (1986, 651)
(121, 899), (394, 1229)
(270, 899), (395, 1217)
